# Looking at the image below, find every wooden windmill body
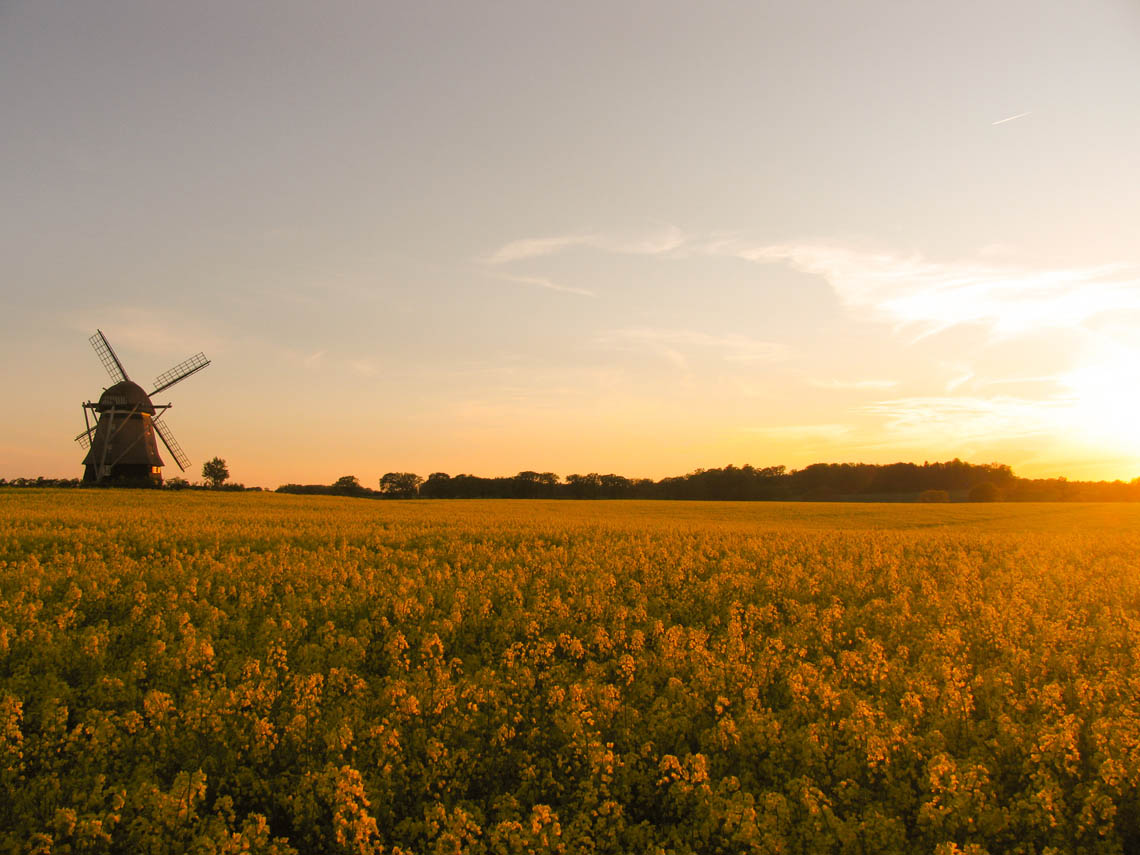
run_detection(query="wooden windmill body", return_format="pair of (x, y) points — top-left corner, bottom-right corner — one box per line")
(77, 330), (210, 485)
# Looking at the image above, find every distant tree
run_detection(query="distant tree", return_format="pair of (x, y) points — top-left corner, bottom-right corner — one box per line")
(599, 474), (632, 498)
(333, 475), (364, 495)
(379, 472), (423, 498)
(566, 473), (601, 499)
(202, 457), (229, 488)
(968, 482), (1000, 502)
(918, 489), (950, 503)
(420, 472), (453, 498)
(535, 472), (559, 498)
(512, 471), (542, 498)
(510, 471), (560, 498)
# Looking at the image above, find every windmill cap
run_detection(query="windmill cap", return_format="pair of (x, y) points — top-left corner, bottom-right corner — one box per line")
(97, 380), (156, 414)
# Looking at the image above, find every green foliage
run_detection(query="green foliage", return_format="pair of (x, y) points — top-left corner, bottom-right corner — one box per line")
(2, 492), (1140, 852)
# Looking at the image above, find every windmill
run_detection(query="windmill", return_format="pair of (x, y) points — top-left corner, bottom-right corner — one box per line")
(76, 330), (211, 485)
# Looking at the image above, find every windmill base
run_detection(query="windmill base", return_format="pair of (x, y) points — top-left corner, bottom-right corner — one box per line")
(83, 464), (163, 487)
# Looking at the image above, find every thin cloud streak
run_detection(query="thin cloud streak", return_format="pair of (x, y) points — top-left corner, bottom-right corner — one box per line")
(481, 226), (687, 265)
(482, 235), (597, 264)
(945, 373), (973, 392)
(600, 328), (791, 367)
(743, 423), (854, 439)
(810, 378), (898, 390)
(347, 359), (378, 377)
(992, 111), (1032, 125)
(980, 375), (1063, 387)
(497, 273), (595, 297)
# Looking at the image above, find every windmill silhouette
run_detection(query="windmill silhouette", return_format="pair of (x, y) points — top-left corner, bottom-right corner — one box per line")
(76, 330), (211, 485)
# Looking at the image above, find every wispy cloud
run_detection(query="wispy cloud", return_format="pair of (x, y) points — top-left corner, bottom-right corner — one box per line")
(992, 111), (1031, 125)
(481, 226), (687, 265)
(347, 359), (377, 377)
(743, 423), (854, 440)
(978, 374), (1061, 387)
(810, 378), (897, 390)
(294, 348), (382, 379)
(945, 373), (973, 392)
(496, 273), (595, 297)
(863, 395), (1073, 443)
(69, 308), (224, 362)
(486, 228), (1140, 341)
(616, 226), (689, 257)
(482, 235), (597, 265)
(600, 327), (791, 371)
(723, 243), (1140, 338)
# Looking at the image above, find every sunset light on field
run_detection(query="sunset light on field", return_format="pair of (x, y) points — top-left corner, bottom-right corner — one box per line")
(2, 1), (1138, 487)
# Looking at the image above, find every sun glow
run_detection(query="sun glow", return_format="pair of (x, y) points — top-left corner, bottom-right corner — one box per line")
(1060, 345), (1140, 460)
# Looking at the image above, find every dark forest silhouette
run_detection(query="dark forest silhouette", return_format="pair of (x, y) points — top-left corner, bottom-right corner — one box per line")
(271, 460), (1140, 502)
(8, 459), (1138, 501)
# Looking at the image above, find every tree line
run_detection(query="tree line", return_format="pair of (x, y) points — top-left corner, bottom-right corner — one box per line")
(8, 459), (1138, 500)
(273, 459), (1140, 502)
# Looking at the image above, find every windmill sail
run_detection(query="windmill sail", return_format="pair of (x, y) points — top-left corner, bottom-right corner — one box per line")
(75, 425), (96, 449)
(152, 352), (211, 395)
(152, 416), (191, 471)
(90, 330), (129, 384)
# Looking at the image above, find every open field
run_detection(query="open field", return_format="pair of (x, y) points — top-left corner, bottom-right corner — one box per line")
(3, 491), (1140, 853)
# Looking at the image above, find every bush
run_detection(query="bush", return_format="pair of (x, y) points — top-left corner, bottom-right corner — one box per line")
(918, 489), (950, 503)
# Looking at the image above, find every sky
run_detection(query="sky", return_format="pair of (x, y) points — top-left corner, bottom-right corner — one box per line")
(3, 0), (1140, 488)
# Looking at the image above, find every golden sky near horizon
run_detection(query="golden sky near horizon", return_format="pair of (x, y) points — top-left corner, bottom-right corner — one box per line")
(2, 1), (1139, 487)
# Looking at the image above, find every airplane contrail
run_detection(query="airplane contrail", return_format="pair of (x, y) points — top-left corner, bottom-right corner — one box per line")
(992, 111), (1032, 125)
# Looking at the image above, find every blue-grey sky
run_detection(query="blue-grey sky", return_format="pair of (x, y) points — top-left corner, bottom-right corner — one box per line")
(3, 1), (1139, 486)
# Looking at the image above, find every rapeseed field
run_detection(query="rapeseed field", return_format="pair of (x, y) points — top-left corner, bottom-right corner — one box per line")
(2, 490), (1139, 853)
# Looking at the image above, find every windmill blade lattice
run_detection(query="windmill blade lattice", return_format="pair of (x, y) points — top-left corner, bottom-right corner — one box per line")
(152, 352), (211, 395)
(75, 426), (95, 449)
(152, 416), (191, 472)
(151, 417), (191, 471)
(90, 330), (129, 384)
